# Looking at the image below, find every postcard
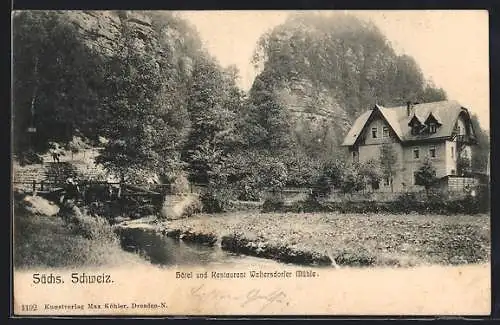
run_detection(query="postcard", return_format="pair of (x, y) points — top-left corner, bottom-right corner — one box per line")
(11, 10), (490, 316)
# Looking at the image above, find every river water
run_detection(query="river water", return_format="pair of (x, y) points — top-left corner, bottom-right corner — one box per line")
(117, 227), (282, 267)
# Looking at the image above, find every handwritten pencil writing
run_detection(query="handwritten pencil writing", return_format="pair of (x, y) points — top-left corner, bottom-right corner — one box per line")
(190, 284), (288, 312)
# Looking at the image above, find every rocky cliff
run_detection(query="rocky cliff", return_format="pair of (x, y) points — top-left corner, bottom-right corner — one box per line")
(275, 78), (353, 142)
(57, 10), (196, 75)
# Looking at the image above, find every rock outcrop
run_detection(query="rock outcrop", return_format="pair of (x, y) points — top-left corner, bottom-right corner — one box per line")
(53, 10), (197, 76)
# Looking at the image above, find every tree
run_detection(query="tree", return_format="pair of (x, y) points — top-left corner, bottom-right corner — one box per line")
(311, 159), (346, 198)
(183, 57), (243, 184)
(321, 159), (346, 189)
(469, 114), (490, 174)
(358, 159), (383, 191)
(414, 158), (438, 192)
(457, 155), (472, 176)
(96, 21), (190, 182)
(13, 11), (108, 155)
(340, 165), (365, 194)
(379, 143), (398, 192)
(420, 82), (447, 103)
(282, 150), (322, 187)
(247, 73), (294, 152)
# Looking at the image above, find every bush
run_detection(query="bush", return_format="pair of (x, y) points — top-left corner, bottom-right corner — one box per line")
(475, 184), (490, 213)
(395, 192), (421, 213)
(261, 195), (285, 213)
(14, 195), (142, 268)
(287, 195), (325, 213)
(171, 173), (190, 195)
(200, 191), (226, 213)
(311, 175), (332, 199)
(236, 179), (262, 201)
(160, 193), (202, 220)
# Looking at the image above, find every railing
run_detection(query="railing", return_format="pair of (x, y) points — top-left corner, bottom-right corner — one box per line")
(12, 180), (209, 196)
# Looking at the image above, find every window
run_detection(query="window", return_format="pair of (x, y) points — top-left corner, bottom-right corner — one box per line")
(371, 127), (378, 138)
(383, 126), (389, 138)
(429, 146), (436, 158)
(451, 146), (455, 159)
(383, 177), (390, 186)
(413, 147), (420, 159)
(451, 169), (456, 175)
(429, 124), (437, 134)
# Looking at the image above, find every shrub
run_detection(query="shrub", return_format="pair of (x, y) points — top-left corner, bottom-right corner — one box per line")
(261, 195), (285, 213)
(14, 195), (142, 268)
(171, 173), (190, 195)
(311, 175), (332, 199)
(236, 178), (262, 201)
(160, 193), (202, 220)
(340, 166), (365, 194)
(288, 195), (325, 213)
(477, 184), (490, 213)
(200, 191), (226, 213)
(394, 192), (420, 213)
(414, 158), (438, 191)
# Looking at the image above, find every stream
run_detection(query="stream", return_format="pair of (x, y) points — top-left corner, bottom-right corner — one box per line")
(117, 227), (282, 267)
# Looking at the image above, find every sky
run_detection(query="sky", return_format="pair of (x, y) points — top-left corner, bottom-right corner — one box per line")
(179, 10), (489, 130)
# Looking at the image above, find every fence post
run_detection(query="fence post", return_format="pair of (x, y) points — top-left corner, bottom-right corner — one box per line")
(40, 180), (44, 191)
(32, 180), (36, 196)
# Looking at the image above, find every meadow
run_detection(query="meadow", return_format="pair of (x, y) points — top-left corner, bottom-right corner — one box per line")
(159, 212), (490, 267)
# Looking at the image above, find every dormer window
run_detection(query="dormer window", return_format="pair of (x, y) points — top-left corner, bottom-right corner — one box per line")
(429, 123), (437, 134)
(408, 115), (423, 136)
(424, 112), (441, 135)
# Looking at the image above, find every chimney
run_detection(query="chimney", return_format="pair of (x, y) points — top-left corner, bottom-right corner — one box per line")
(406, 101), (413, 116)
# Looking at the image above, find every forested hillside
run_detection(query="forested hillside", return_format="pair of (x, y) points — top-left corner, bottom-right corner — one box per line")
(13, 10), (244, 183)
(246, 12), (448, 159)
(12, 11), (489, 201)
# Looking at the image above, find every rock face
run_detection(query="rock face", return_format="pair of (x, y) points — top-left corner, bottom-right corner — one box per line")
(55, 10), (197, 76)
(62, 11), (123, 56)
(275, 78), (353, 144)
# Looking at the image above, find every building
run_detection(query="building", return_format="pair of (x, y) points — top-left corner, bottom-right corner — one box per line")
(341, 100), (477, 192)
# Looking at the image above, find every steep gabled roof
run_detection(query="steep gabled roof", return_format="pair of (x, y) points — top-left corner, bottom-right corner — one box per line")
(341, 110), (372, 146)
(425, 112), (442, 125)
(342, 100), (471, 146)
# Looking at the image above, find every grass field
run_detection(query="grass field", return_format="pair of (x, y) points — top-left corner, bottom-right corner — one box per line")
(160, 212), (490, 267)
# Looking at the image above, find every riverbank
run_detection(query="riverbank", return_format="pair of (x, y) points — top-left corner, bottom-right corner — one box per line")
(119, 212), (490, 267)
(13, 193), (145, 269)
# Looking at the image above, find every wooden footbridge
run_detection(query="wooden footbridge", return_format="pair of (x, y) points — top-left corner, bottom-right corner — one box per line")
(12, 180), (169, 204)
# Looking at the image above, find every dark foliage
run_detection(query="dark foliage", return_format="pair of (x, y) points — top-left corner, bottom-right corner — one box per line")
(261, 196), (285, 213)
(199, 191), (226, 213)
(281, 190), (488, 215)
